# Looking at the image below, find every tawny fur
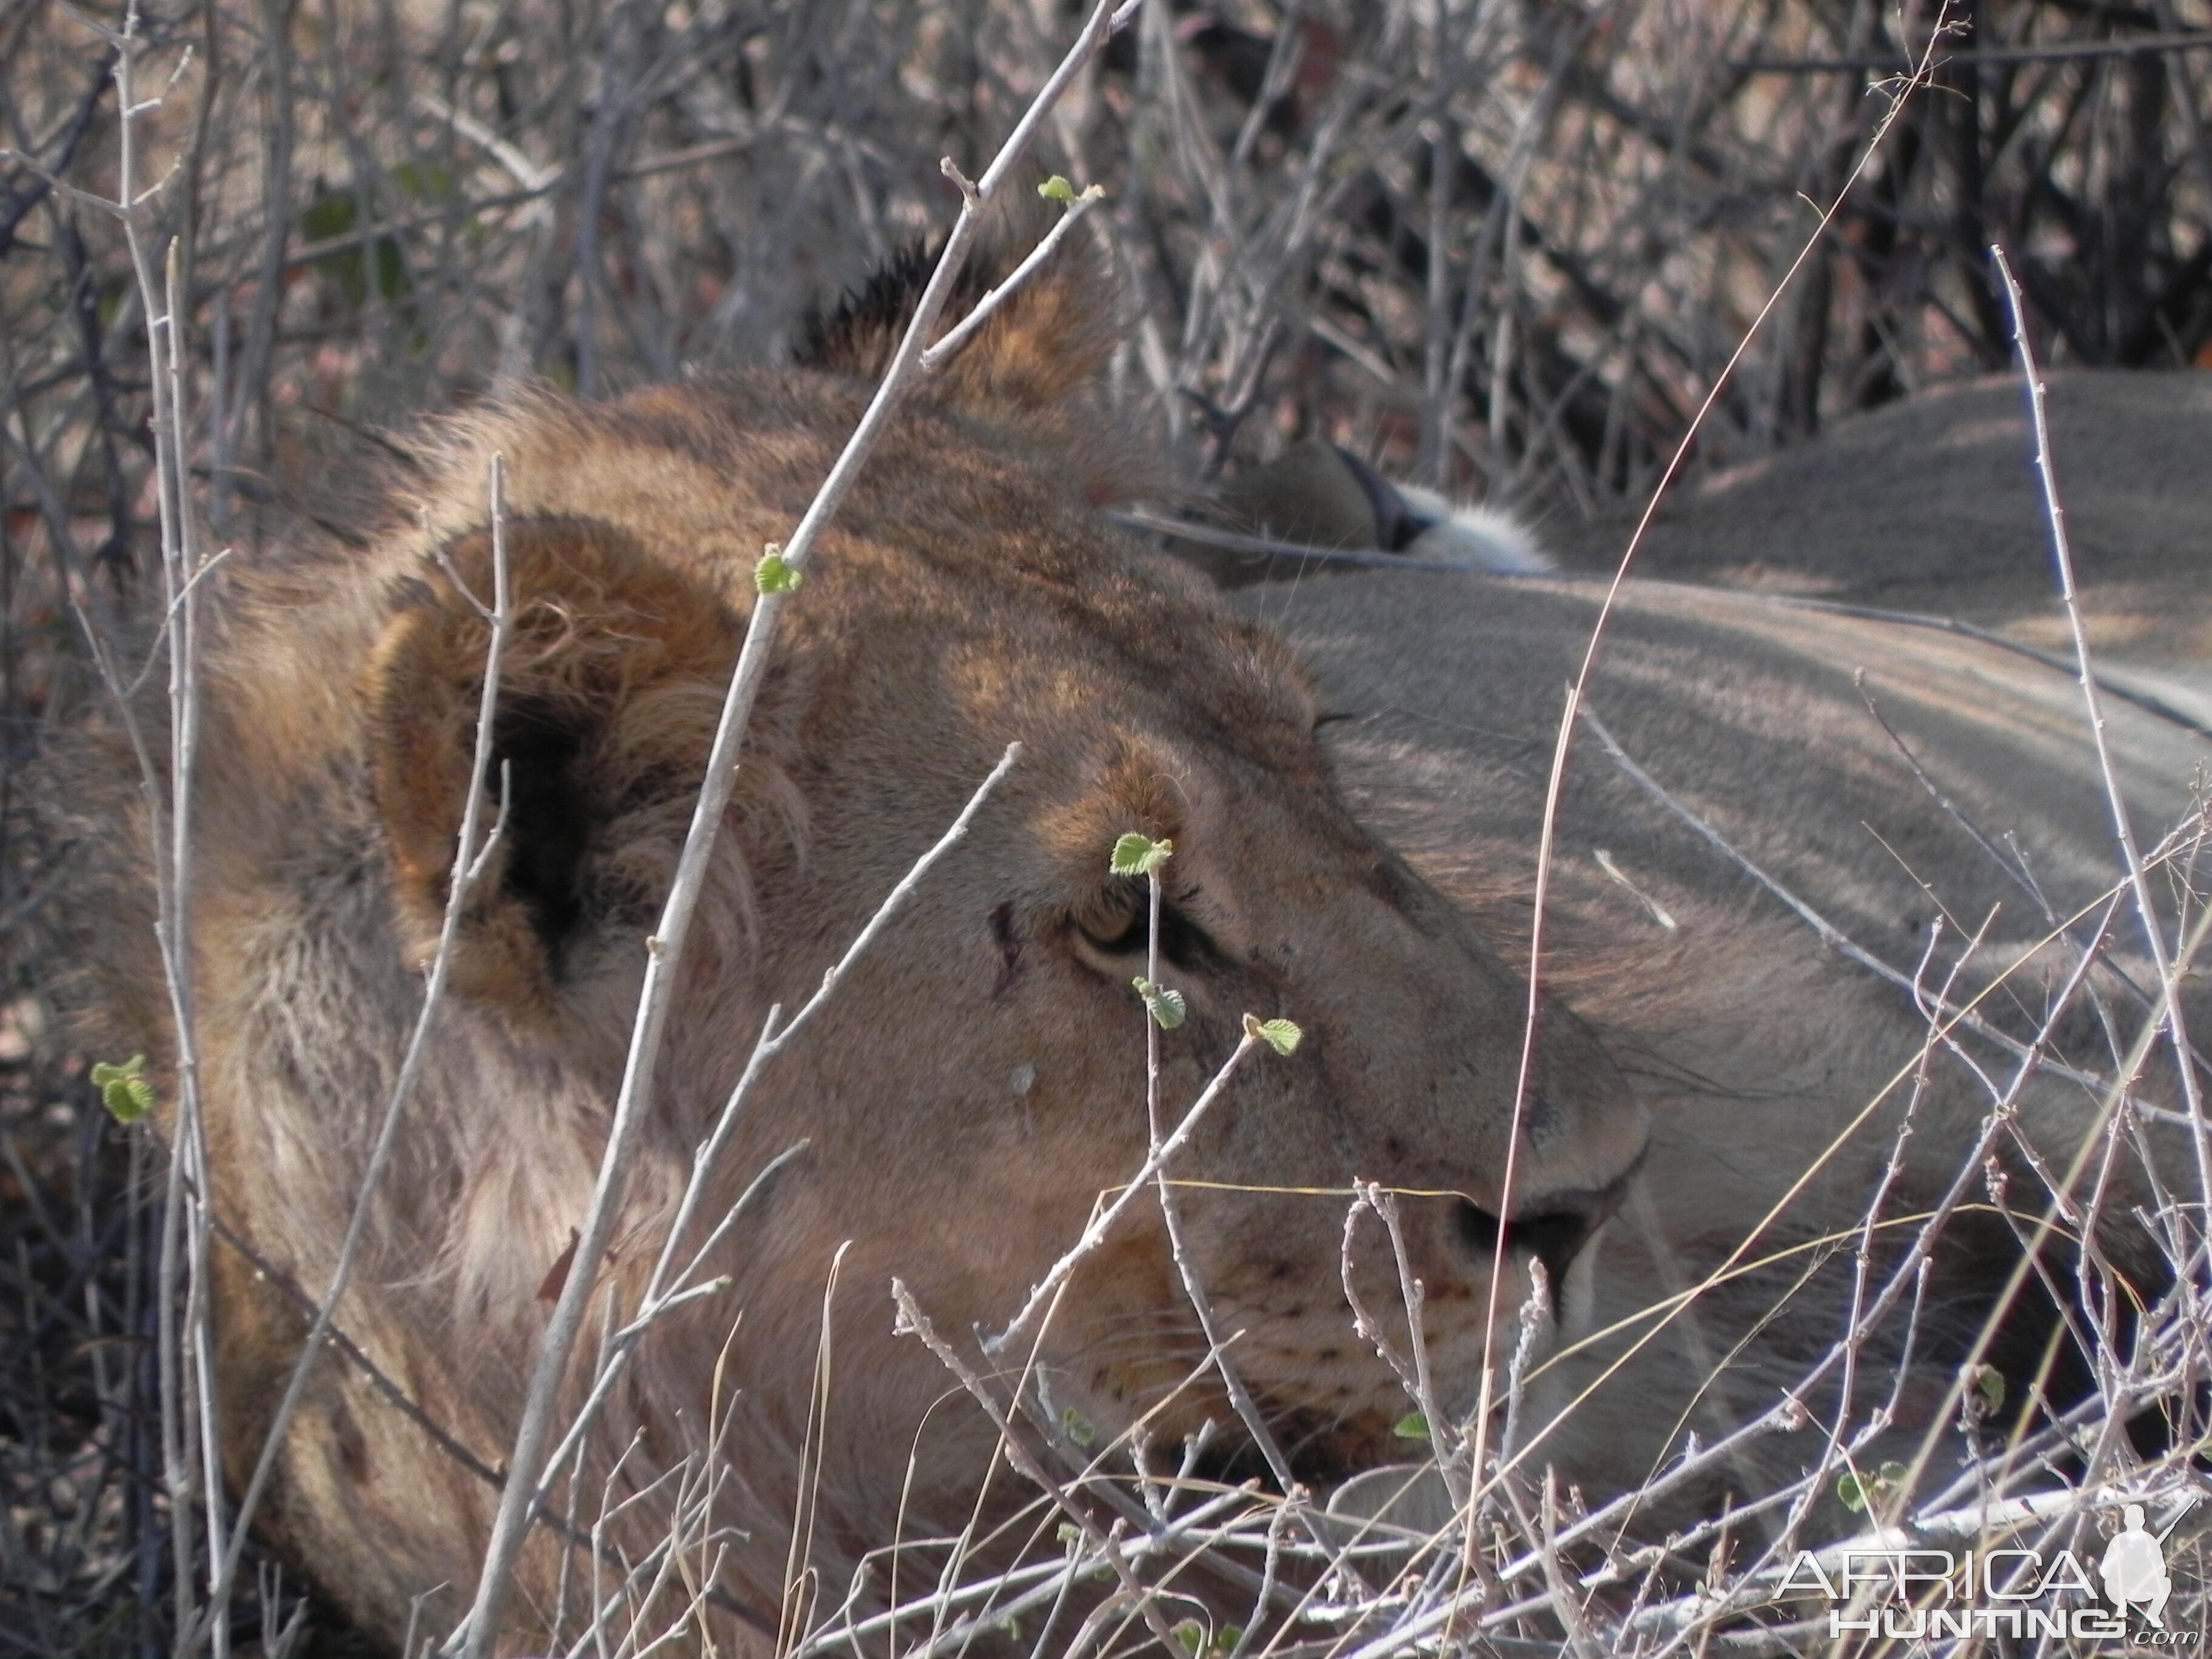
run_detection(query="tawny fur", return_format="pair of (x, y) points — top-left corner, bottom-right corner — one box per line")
(64, 220), (1646, 1652)
(62, 203), (2208, 1653)
(1239, 569), (2207, 1513)
(1542, 368), (2212, 709)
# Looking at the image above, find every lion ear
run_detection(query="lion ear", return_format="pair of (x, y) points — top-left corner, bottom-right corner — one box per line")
(363, 518), (743, 1021)
(1216, 443), (1401, 552)
(799, 185), (1122, 417)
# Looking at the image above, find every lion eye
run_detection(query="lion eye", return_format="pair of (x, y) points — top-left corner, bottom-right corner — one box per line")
(1073, 896), (1221, 971)
(1074, 899), (1147, 954)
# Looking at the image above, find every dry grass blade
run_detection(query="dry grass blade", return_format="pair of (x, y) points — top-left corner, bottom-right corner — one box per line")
(9, 0), (2212, 1652)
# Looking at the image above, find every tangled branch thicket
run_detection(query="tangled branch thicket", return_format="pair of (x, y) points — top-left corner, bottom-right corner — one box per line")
(7, 0), (2212, 1652)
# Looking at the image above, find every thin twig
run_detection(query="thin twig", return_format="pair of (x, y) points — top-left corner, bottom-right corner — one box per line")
(986, 1033), (1261, 1355)
(919, 187), (1106, 372)
(192, 454), (514, 1649)
(1578, 702), (2165, 1104)
(892, 1283), (1192, 1657)
(1992, 243), (2212, 1203)
(1472, 19), (1962, 1509)
(455, 21), (1142, 1647)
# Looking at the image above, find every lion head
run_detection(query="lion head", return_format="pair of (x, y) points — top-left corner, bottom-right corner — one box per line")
(68, 222), (1647, 1650)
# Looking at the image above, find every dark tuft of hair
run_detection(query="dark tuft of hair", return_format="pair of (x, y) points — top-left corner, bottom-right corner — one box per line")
(795, 182), (1123, 417)
(797, 240), (950, 379)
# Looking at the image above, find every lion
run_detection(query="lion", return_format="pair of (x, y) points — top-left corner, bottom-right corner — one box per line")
(1538, 369), (2212, 721)
(1202, 369), (2212, 717)
(69, 197), (2210, 1646)
(65, 224), (1651, 1652)
(1175, 440), (1552, 581)
(1205, 394), (2208, 1526)
(1240, 563), (2209, 1507)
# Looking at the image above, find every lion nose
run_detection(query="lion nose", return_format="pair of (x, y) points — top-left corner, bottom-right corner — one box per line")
(1454, 1166), (1636, 1298)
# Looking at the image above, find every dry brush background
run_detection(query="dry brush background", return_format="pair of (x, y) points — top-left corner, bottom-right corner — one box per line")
(6, 0), (2212, 1650)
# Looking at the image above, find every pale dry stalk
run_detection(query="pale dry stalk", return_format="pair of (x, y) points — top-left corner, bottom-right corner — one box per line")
(455, 6), (1141, 1647)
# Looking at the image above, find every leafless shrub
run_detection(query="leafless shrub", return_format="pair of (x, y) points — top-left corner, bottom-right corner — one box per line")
(8, 0), (2212, 1653)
